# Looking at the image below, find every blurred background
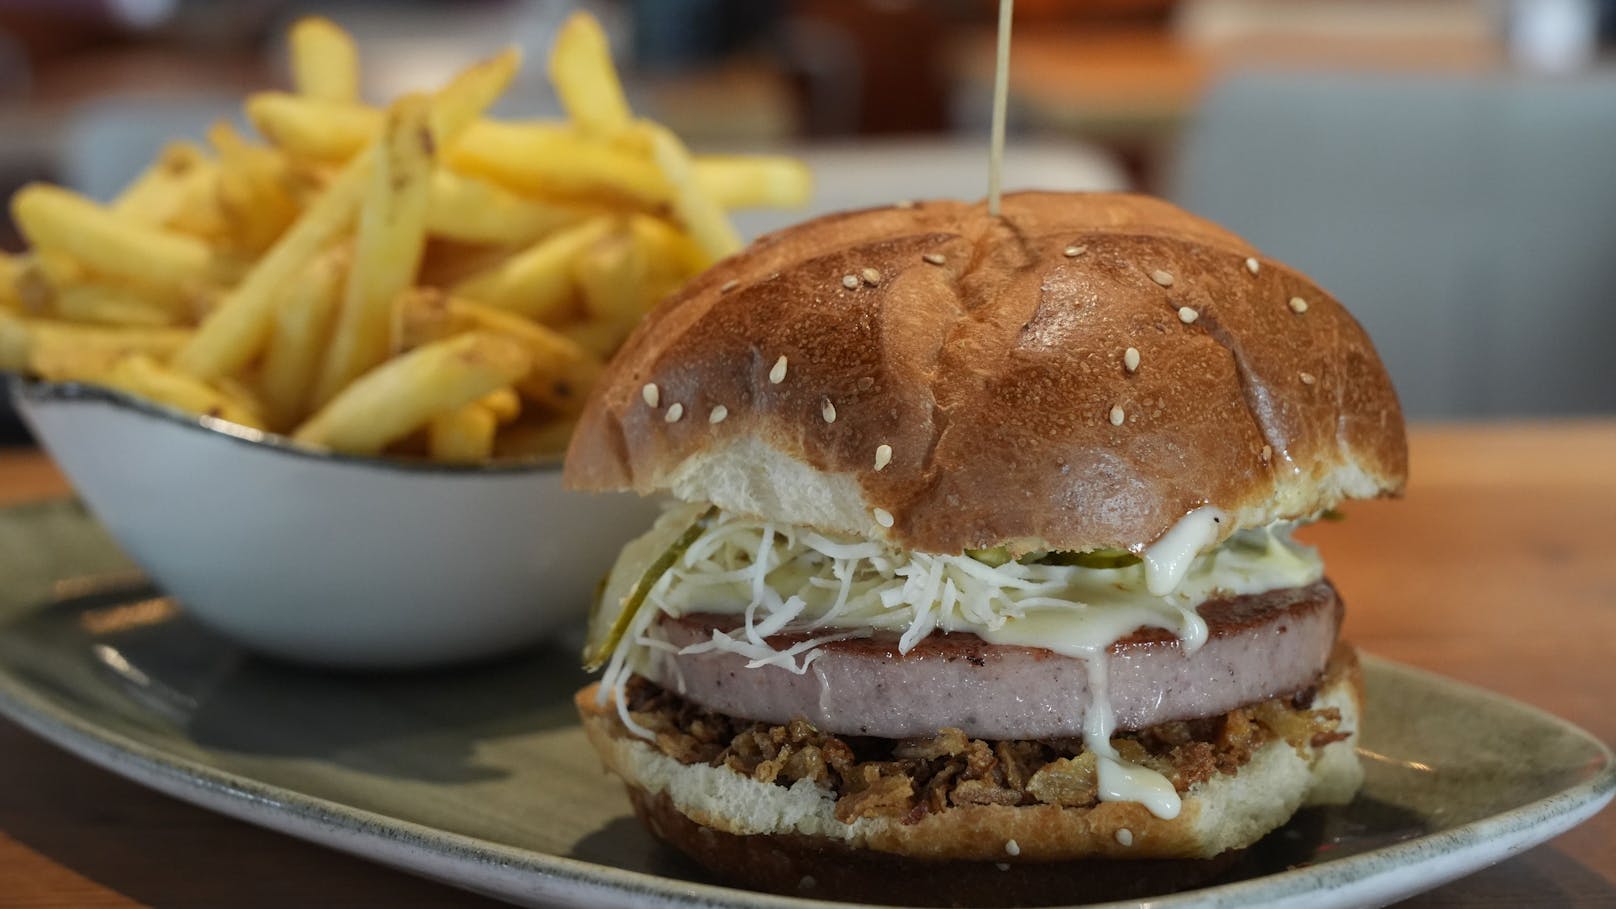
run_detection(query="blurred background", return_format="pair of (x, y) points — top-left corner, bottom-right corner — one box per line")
(1, 0), (1614, 435)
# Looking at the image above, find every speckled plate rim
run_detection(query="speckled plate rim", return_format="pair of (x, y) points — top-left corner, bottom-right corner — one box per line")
(0, 645), (1610, 909)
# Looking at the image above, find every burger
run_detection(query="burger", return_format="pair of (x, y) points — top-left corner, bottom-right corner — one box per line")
(564, 192), (1406, 905)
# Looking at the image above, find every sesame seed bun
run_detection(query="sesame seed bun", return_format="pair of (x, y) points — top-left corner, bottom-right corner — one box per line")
(563, 191), (1407, 554)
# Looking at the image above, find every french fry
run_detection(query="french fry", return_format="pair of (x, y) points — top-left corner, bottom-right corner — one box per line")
(549, 12), (632, 139)
(174, 146), (371, 379)
(247, 93), (380, 162)
(452, 216), (614, 320)
(165, 161), (230, 239)
(0, 253), (23, 313)
(693, 155), (813, 210)
(111, 142), (212, 226)
(570, 231), (647, 355)
(292, 331), (530, 455)
(459, 302), (601, 415)
(89, 355), (265, 428)
(492, 417), (577, 459)
(478, 386), (521, 423)
(390, 286), (457, 353)
(312, 93), (436, 406)
(574, 230), (645, 321)
(429, 48), (522, 146)
(250, 42), (522, 163)
(427, 402), (497, 461)
(391, 291), (600, 415)
(641, 123), (741, 266)
(11, 184), (220, 293)
(445, 120), (667, 206)
(0, 313), (191, 378)
(259, 245), (346, 430)
(54, 284), (179, 328)
(289, 16), (360, 103)
(214, 374), (271, 427)
(180, 47), (518, 380)
(561, 319), (629, 361)
(629, 214), (710, 280)
(209, 122), (302, 254)
(427, 169), (588, 246)
(0, 313), (27, 368)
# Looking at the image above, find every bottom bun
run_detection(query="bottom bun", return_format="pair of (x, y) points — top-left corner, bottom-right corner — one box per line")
(578, 646), (1364, 904)
(628, 785), (1245, 906)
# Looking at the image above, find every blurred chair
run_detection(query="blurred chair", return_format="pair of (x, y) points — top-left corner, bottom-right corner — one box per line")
(1171, 70), (1616, 418)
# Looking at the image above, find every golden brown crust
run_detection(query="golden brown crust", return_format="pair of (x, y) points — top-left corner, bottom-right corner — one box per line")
(564, 192), (1407, 553)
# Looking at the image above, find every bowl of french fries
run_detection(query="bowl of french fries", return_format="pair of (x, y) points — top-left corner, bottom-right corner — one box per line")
(2, 15), (810, 668)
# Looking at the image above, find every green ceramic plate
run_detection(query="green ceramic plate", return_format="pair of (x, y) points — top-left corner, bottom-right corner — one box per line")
(0, 499), (1610, 908)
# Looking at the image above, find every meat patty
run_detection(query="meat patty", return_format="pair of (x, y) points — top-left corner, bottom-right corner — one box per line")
(646, 581), (1342, 740)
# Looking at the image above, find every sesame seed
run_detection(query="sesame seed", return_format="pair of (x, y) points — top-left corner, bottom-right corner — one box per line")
(720, 279), (739, 293)
(641, 383), (659, 408)
(822, 398), (836, 423)
(1116, 828), (1134, 847)
(1261, 444), (1273, 461)
(1151, 269), (1174, 287)
(1123, 347), (1140, 373)
(1109, 405), (1125, 426)
(709, 405), (728, 424)
(664, 402), (683, 423)
(995, 863), (1010, 872)
(1178, 306), (1199, 324)
(860, 267), (882, 286)
(873, 507), (894, 528)
(922, 253), (946, 266)
(1006, 839), (1021, 856)
(769, 356), (788, 384)
(894, 199), (915, 209)
(1300, 372), (1316, 385)
(1289, 296), (1309, 313)
(1063, 245), (1087, 258)
(1245, 257), (1260, 275)
(874, 444), (893, 471)
(841, 274), (859, 290)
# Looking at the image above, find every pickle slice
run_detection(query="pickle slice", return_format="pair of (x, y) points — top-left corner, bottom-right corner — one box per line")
(1037, 548), (1142, 569)
(966, 546), (1013, 567)
(583, 505), (718, 671)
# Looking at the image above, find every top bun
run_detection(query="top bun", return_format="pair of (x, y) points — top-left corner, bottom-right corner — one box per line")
(564, 192), (1406, 554)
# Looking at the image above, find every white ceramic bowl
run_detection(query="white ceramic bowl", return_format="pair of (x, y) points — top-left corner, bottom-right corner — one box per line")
(10, 376), (661, 669)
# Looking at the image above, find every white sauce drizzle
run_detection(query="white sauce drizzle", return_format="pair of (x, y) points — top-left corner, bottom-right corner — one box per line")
(592, 503), (1317, 821)
(1143, 505), (1228, 596)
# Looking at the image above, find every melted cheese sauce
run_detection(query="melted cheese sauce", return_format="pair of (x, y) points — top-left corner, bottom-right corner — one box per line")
(593, 504), (1324, 820)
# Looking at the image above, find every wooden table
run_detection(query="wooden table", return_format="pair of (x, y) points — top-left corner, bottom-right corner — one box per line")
(2, 422), (1613, 907)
